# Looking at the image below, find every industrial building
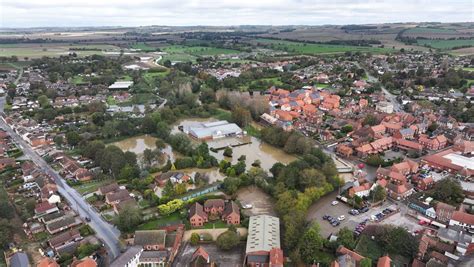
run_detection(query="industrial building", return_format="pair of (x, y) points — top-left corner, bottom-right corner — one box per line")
(244, 215), (284, 266)
(108, 81), (134, 90)
(184, 120), (244, 140)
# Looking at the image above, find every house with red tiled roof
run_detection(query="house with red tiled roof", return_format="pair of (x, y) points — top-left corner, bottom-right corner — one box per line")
(191, 246), (215, 267)
(417, 176), (434, 191)
(269, 247), (284, 267)
(454, 140), (474, 155)
(336, 246), (365, 265)
(222, 201), (240, 225)
(34, 201), (59, 217)
(395, 139), (423, 152)
(418, 134), (447, 150)
(382, 122), (402, 134)
(349, 183), (372, 198)
(204, 199), (225, 215)
(70, 258), (97, 267)
(370, 124), (386, 138)
(435, 202), (456, 223)
(377, 255), (391, 267)
(391, 160), (419, 175)
(37, 257), (60, 267)
(189, 203), (208, 227)
(449, 211), (474, 229)
(336, 144), (353, 158)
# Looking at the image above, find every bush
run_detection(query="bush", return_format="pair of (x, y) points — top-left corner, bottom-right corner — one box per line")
(216, 229), (240, 250)
(190, 233), (200, 245)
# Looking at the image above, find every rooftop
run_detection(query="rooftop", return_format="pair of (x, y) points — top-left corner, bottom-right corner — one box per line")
(246, 215), (280, 254)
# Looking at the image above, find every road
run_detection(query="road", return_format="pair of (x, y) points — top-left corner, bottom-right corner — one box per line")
(356, 63), (403, 113)
(0, 111), (121, 259)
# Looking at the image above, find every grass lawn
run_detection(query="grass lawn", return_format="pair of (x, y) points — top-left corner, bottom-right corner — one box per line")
(138, 199), (150, 209)
(417, 39), (474, 49)
(315, 83), (330, 88)
(212, 109), (232, 121)
(462, 67), (474, 72)
(244, 125), (261, 138)
(162, 45), (240, 56)
(73, 179), (113, 195)
(255, 38), (392, 55)
(202, 220), (230, 229)
(106, 96), (117, 105)
(138, 213), (182, 230)
(103, 213), (115, 222)
(34, 232), (49, 242)
(355, 234), (384, 261)
(131, 42), (158, 52)
(143, 69), (170, 84)
(71, 75), (86, 85)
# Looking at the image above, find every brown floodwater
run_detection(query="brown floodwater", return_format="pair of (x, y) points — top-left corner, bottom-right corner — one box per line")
(174, 119), (298, 171)
(111, 134), (176, 162)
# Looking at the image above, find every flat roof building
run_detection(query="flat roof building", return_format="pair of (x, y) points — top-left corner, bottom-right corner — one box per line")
(108, 81), (134, 90)
(183, 120), (244, 140)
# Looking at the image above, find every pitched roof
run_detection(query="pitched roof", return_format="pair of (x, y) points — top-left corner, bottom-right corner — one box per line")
(49, 229), (80, 247)
(222, 201), (240, 218)
(35, 201), (57, 213)
(10, 252), (29, 267)
(336, 246), (364, 262)
(189, 202), (207, 219)
(204, 199), (225, 209)
(134, 230), (167, 246)
(98, 183), (120, 194)
(377, 256), (391, 267)
(451, 211), (474, 225)
(105, 189), (130, 203)
(37, 257), (60, 267)
(191, 246), (210, 264)
(70, 258), (97, 267)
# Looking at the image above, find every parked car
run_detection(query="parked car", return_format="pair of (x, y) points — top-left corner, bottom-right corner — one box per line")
(242, 204), (253, 209)
(331, 201), (339, 206)
(338, 215), (346, 221)
(359, 206), (369, 213)
(349, 209), (359, 215)
(323, 215), (329, 220)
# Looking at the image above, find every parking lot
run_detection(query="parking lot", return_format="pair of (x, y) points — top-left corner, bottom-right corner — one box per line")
(307, 191), (400, 237)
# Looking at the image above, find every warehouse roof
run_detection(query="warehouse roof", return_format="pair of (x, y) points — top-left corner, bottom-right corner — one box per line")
(246, 215), (280, 254)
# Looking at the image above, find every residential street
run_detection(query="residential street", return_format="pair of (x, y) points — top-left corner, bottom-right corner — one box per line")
(0, 110), (121, 259)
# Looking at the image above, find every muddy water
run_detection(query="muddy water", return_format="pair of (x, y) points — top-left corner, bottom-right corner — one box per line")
(111, 134), (175, 162)
(174, 119), (297, 171)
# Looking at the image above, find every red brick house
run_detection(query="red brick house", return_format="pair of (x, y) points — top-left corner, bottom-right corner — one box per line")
(419, 134), (447, 150)
(336, 144), (353, 158)
(189, 203), (208, 227)
(222, 201), (240, 225)
(204, 199), (225, 215)
(417, 177), (434, 191)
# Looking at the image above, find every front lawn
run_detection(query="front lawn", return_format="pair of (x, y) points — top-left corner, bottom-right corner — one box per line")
(137, 213), (182, 230)
(355, 234), (384, 261)
(73, 179), (114, 195)
(202, 220), (231, 229)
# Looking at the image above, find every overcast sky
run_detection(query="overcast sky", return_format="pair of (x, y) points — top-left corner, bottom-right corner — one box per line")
(1, 0), (472, 28)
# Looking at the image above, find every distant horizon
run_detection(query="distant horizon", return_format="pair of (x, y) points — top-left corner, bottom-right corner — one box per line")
(0, 21), (473, 30)
(1, 0), (472, 28)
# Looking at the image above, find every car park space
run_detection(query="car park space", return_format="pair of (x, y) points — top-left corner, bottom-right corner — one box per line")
(308, 191), (399, 237)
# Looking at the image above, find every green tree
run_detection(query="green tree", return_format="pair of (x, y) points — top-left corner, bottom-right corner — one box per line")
(38, 95), (51, 108)
(0, 219), (14, 247)
(65, 131), (81, 147)
(231, 106), (252, 127)
(371, 185), (387, 202)
(163, 180), (176, 198)
(337, 227), (356, 249)
(299, 223), (325, 264)
(432, 178), (464, 205)
(360, 258), (372, 267)
(216, 228), (240, 250)
(190, 233), (200, 245)
(223, 147), (233, 157)
(115, 204), (142, 232)
(53, 135), (64, 147)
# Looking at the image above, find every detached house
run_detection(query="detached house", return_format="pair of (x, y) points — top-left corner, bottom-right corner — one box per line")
(189, 200), (240, 227)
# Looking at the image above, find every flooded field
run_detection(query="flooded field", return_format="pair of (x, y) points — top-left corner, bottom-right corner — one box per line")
(174, 119), (297, 171)
(111, 134), (175, 162)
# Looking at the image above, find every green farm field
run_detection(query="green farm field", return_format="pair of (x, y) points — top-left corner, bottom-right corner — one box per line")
(416, 39), (474, 49)
(131, 42), (158, 52)
(405, 27), (457, 34)
(254, 38), (392, 54)
(0, 43), (120, 58)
